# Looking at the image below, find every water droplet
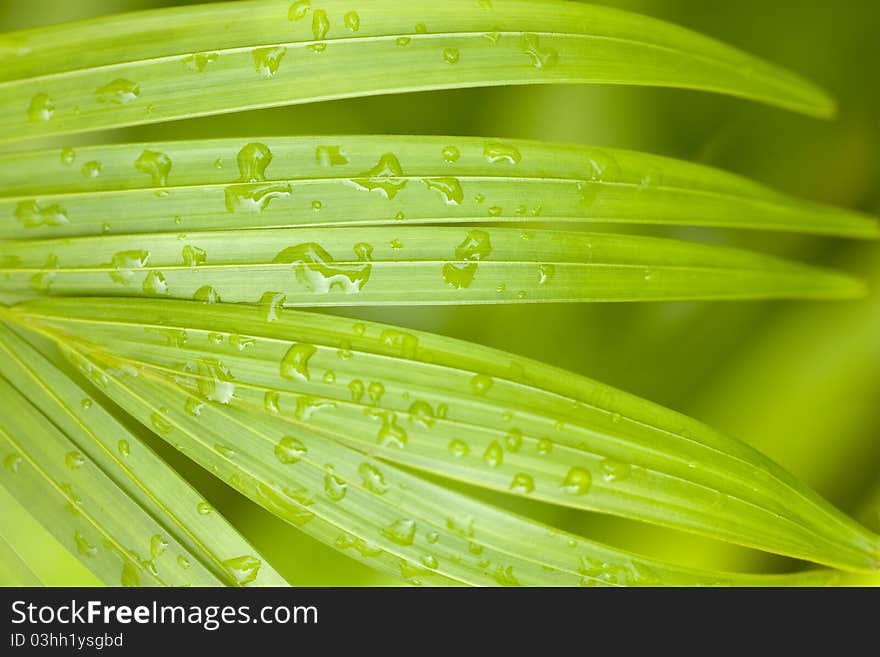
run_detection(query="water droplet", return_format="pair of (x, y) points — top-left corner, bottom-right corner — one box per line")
(443, 48), (460, 64)
(390, 238), (403, 250)
(274, 242), (373, 294)
(183, 51), (218, 72)
(483, 441), (503, 468)
(253, 46), (287, 78)
(349, 153), (407, 199)
(312, 9), (330, 41)
(150, 534), (169, 560)
(223, 555), (262, 586)
(258, 489), (305, 530)
(538, 264), (555, 285)
(324, 471), (348, 501)
(483, 142), (522, 164)
(74, 532), (97, 557)
(368, 410), (407, 448)
(263, 391), (281, 414)
(536, 438), (553, 455)
(186, 358), (236, 404)
(443, 230), (492, 289)
(315, 145), (348, 167)
(494, 565), (520, 587)
(106, 250), (150, 285)
(441, 145), (461, 163)
(214, 443), (236, 459)
(424, 177), (463, 205)
(396, 36), (411, 47)
(93, 78), (140, 104)
(280, 343), (317, 381)
(65, 451), (85, 469)
(27, 93), (54, 121)
(197, 502), (212, 515)
(81, 398), (93, 410)
(520, 34), (557, 69)
(601, 459), (632, 482)
(353, 323), (366, 336)
(185, 396), (204, 416)
(180, 244), (206, 268)
(344, 11), (360, 31)
(258, 291), (286, 321)
(381, 519), (416, 546)
(448, 439), (470, 458)
(368, 381), (384, 403)
(408, 400), (436, 427)
(230, 334), (255, 351)
(118, 440), (130, 458)
(470, 374), (493, 396)
(142, 270), (168, 295)
(193, 285), (221, 303)
(14, 200), (68, 228)
(150, 411), (173, 434)
(135, 149), (172, 189)
(421, 554), (438, 569)
(355, 463), (387, 495)
(177, 556), (191, 569)
(225, 177), (293, 212)
(311, 199), (323, 211)
(509, 473), (535, 494)
(81, 160), (102, 178)
(563, 467), (592, 495)
(60, 147), (76, 165)
(288, 0), (310, 20)
(275, 436), (307, 464)
(611, 412), (622, 425)
(3, 453), (22, 473)
(349, 379), (365, 402)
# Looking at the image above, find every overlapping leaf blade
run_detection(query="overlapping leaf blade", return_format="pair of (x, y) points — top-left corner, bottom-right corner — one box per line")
(0, 322), (286, 586)
(0, 0), (837, 145)
(0, 225), (866, 306)
(10, 298), (880, 573)
(0, 136), (876, 240)
(5, 302), (840, 586)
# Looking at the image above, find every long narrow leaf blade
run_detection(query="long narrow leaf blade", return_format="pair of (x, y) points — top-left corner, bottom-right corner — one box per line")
(0, 0), (835, 145)
(0, 226), (865, 305)
(0, 322), (287, 586)
(9, 298), (878, 572)
(0, 137), (875, 240)
(5, 307), (835, 586)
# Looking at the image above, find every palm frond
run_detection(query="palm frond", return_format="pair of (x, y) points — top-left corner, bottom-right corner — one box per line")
(8, 298), (879, 572)
(0, 0), (836, 145)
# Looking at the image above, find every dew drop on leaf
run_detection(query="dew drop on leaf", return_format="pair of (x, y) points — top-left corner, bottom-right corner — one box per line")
(280, 343), (317, 381)
(483, 142), (522, 164)
(509, 473), (535, 494)
(563, 467), (592, 495)
(27, 92), (54, 121)
(223, 555), (262, 586)
(449, 439), (470, 458)
(381, 519), (417, 546)
(93, 78), (140, 104)
(275, 436), (307, 464)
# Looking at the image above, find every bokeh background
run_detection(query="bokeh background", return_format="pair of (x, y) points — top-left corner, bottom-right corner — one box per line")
(2, 0), (879, 585)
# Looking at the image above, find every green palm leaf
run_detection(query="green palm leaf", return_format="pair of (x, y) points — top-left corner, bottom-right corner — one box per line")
(0, 322), (286, 586)
(0, 226), (866, 305)
(0, 0), (837, 145)
(8, 297), (878, 572)
(1, 137), (875, 239)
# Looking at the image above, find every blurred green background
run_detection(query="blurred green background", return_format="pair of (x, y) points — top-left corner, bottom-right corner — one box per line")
(3, 0), (879, 585)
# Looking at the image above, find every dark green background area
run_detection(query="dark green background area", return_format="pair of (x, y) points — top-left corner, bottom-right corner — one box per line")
(3, 0), (878, 585)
